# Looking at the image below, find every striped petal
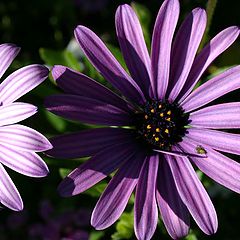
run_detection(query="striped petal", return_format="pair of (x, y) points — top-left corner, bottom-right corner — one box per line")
(115, 4), (152, 96)
(91, 150), (145, 229)
(134, 155), (159, 240)
(0, 64), (49, 104)
(74, 26), (145, 104)
(168, 8), (207, 101)
(0, 124), (52, 152)
(0, 43), (20, 79)
(166, 154), (218, 235)
(181, 65), (240, 112)
(45, 94), (132, 126)
(151, 0), (180, 98)
(179, 26), (240, 102)
(157, 157), (190, 239)
(0, 163), (23, 211)
(190, 102), (240, 129)
(46, 128), (135, 159)
(0, 144), (49, 177)
(0, 102), (37, 127)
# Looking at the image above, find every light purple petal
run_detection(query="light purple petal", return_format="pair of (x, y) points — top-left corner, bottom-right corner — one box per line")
(190, 102), (240, 129)
(166, 154), (218, 235)
(58, 142), (139, 197)
(151, 0), (180, 99)
(179, 137), (240, 194)
(156, 158), (190, 239)
(0, 43), (20, 79)
(186, 128), (240, 155)
(51, 65), (132, 112)
(46, 128), (135, 159)
(0, 64), (49, 104)
(0, 144), (49, 177)
(91, 150), (145, 229)
(74, 25), (145, 103)
(45, 94), (132, 126)
(115, 4), (152, 96)
(0, 102), (37, 126)
(134, 155), (159, 240)
(168, 8), (207, 101)
(179, 26), (240, 102)
(181, 66), (240, 112)
(0, 163), (23, 211)
(0, 124), (52, 152)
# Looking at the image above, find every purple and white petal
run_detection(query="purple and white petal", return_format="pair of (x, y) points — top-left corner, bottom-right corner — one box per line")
(0, 124), (52, 152)
(156, 157), (190, 239)
(46, 128), (135, 159)
(91, 150), (145, 229)
(45, 94), (132, 126)
(179, 138), (240, 193)
(168, 8), (207, 101)
(134, 155), (159, 240)
(58, 142), (139, 197)
(186, 128), (240, 155)
(179, 26), (240, 102)
(0, 64), (49, 104)
(181, 65), (240, 112)
(0, 44), (20, 79)
(0, 144), (49, 177)
(151, 0), (180, 99)
(190, 102), (240, 129)
(115, 4), (152, 96)
(166, 154), (218, 235)
(0, 102), (37, 127)
(51, 65), (132, 112)
(0, 163), (23, 211)
(74, 26), (145, 103)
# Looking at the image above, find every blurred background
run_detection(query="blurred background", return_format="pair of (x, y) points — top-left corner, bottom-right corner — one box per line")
(0, 0), (239, 239)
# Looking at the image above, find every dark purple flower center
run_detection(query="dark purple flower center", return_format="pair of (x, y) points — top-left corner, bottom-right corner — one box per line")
(136, 100), (189, 151)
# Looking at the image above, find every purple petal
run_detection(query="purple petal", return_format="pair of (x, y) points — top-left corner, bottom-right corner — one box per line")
(156, 158), (190, 239)
(0, 102), (37, 126)
(0, 43), (20, 79)
(151, 0), (180, 99)
(0, 124), (52, 152)
(46, 128), (135, 159)
(179, 26), (240, 102)
(168, 8), (207, 101)
(58, 142), (139, 197)
(190, 102), (240, 129)
(45, 94), (132, 126)
(91, 150), (145, 229)
(0, 64), (49, 104)
(166, 154), (218, 235)
(134, 155), (159, 240)
(186, 128), (240, 155)
(0, 164), (23, 211)
(115, 4), (152, 96)
(179, 137), (240, 194)
(0, 144), (49, 177)
(51, 65), (132, 112)
(181, 66), (240, 112)
(74, 26), (145, 103)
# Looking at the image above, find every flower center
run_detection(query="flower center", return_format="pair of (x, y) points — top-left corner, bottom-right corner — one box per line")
(135, 100), (189, 151)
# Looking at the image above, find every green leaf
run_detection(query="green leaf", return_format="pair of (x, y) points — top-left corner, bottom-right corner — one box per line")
(185, 232), (198, 240)
(89, 231), (105, 240)
(45, 111), (67, 132)
(39, 48), (82, 71)
(84, 182), (107, 198)
(59, 168), (71, 178)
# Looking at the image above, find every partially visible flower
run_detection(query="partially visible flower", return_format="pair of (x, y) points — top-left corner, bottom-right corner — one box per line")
(0, 43), (52, 211)
(45, 0), (240, 239)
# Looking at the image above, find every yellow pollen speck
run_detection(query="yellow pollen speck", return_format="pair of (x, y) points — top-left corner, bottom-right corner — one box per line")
(150, 109), (155, 113)
(153, 134), (156, 137)
(160, 143), (164, 147)
(165, 129), (169, 134)
(147, 124), (151, 129)
(166, 117), (171, 121)
(155, 137), (159, 141)
(160, 113), (164, 117)
(167, 110), (171, 115)
(144, 115), (148, 119)
(156, 128), (160, 132)
(158, 104), (162, 108)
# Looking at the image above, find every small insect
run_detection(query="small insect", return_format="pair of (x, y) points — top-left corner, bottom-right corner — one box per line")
(196, 145), (207, 155)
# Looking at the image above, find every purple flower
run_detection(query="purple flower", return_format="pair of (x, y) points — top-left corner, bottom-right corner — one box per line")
(0, 43), (52, 211)
(45, 0), (240, 239)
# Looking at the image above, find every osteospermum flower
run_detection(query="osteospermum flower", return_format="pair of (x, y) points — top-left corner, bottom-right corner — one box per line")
(45, 0), (240, 239)
(0, 43), (52, 211)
